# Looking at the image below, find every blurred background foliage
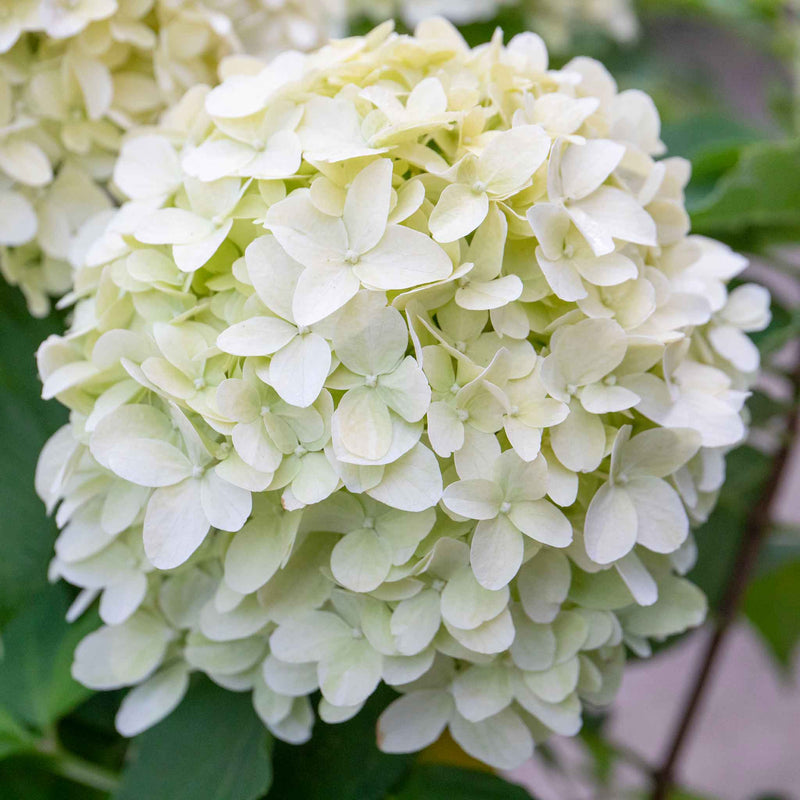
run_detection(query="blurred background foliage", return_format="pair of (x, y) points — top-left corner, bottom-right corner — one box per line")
(1, 1), (799, 798)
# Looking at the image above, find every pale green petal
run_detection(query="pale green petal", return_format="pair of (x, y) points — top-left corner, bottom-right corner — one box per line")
(619, 428), (701, 480)
(390, 590), (441, 656)
(440, 565), (509, 630)
(524, 658), (579, 704)
(449, 708), (533, 770)
(452, 666), (513, 722)
(270, 611), (350, 663)
(319, 637), (382, 707)
(336, 387), (393, 461)
(517, 550), (571, 623)
(330, 528), (393, 592)
(509, 500), (573, 548)
(377, 690), (453, 754)
(428, 183), (489, 243)
(479, 125), (551, 197)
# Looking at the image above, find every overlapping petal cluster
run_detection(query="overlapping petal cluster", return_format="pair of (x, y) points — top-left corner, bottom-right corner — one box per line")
(352, 0), (637, 49)
(36, 19), (768, 768)
(0, 0), (341, 316)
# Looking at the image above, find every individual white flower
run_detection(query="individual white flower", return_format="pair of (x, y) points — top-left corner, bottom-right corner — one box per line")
(265, 158), (453, 325)
(35, 18), (765, 773)
(443, 450), (572, 590)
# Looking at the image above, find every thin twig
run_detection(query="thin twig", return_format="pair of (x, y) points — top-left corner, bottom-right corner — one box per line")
(651, 350), (800, 800)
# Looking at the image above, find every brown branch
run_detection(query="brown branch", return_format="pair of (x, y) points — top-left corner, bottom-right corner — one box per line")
(651, 353), (800, 800)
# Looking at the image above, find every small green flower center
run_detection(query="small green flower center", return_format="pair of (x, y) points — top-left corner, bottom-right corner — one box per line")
(364, 374), (377, 388)
(344, 249), (360, 265)
(500, 501), (511, 515)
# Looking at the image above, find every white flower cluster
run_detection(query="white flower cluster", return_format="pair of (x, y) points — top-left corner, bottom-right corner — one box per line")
(36, 19), (769, 769)
(351, 0), (638, 49)
(0, 0), (341, 317)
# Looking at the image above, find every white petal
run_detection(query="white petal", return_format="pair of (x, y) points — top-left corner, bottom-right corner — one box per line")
(144, 481), (210, 570)
(550, 402), (606, 473)
(135, 209), (215, 246)
(442, 479), (503, 520)
(343, 158), (392, 253)
(569, 186), (657, 254)
(456, 275), (524, 310)
(115, 663), (190, 737)
(470, 516), (524, 591)
(368, 444), (443, 511)
(292, 267), (360, 327)
(626, 476), (689, 554)
(200, 471), (251, 533)
(583, 483), (638, 565)
(429, 183), (489, 243)
(105, 441), (192, 488)
(217, 316), (297, 356)
(269, 333), (331, 408)
(0, 191), (37, 245)
(356, 225), (453, 289)
(335, 388), (393, 461)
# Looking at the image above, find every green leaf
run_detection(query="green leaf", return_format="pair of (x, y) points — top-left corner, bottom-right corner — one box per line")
(389, 764), (535, 800)
(0, 756), (108, 800)
(269, 687), (412, 800)
(0, 707), (35, 760)
(690, 140), (800, 243)
(114, 677), (272, 800)
(662, 113), (765, 174)
(0, 281), (67, 626)
(744, 558), (800, 668)
(0, 584), (98, 731)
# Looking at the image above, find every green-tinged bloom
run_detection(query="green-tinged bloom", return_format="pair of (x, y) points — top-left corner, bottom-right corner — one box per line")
(37, 18), (766, 768)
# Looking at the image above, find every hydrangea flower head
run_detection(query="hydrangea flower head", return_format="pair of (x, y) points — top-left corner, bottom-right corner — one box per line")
(37, 18), (769, 768)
